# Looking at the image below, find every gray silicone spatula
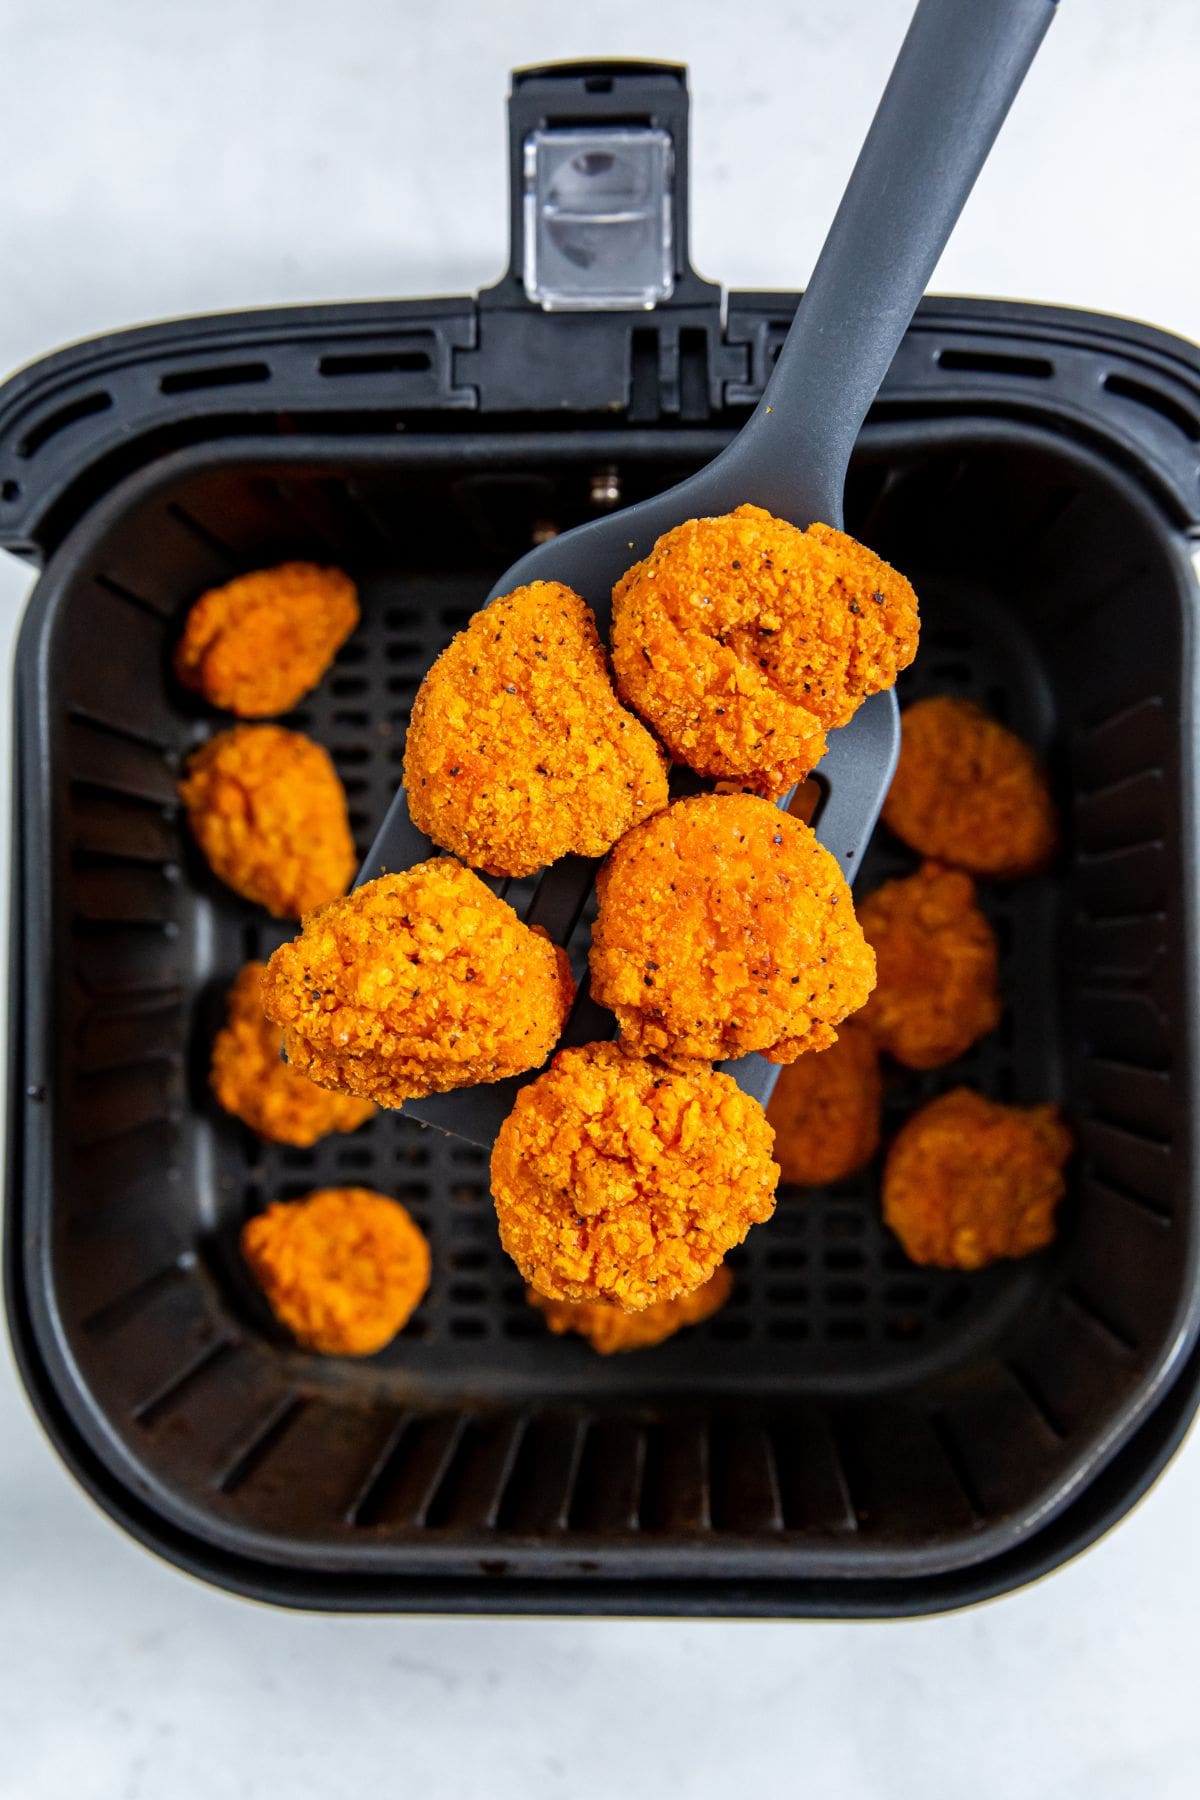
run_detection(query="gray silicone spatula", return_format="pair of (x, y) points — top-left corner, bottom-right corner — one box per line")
(359, 0), (1057, 1147)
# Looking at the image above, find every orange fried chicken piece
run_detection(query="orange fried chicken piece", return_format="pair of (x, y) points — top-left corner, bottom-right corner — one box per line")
(210, 961), (374, 1146)
(857, 862), (1002, 1069)
(174, 562), (359, 717)
(766, 1022), (881, 1187)
(882, 697), (1058, 878)
(527, 1264), (733, 1354)
(590, 793), (875, 1065)
(179, 724), (355, 919)
(883, 1088), (1072, 1270)
(492, 1042), (778, 1310)
(611, 504), (919, 797)
(261, 862), (575, 1107)
(241, 1187), (430, 1355)
(405, 582), (668, 877)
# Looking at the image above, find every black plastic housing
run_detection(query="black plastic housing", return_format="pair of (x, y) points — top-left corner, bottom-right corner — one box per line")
(5, 62), (1200, 1616)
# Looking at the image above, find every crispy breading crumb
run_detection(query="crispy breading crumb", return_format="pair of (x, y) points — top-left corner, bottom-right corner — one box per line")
(858, 862), (1002, 1069)
(210, 961), (374, 1145)
(491, 1042), (778, 1310)
(590, 793), (875, 1065)
(241, 1187), (430, 1355)
(405, 582), (668, 877)
(766, 1022), (881, 1187)
(611, 504), (919, 797)
(883, 1088), (1072, 1270)
(527, 1264), (733, 1354)
(174, 562), (359, 717)
(883, 697), (1058, 877)
(178, 724), (355, 919)
(261, 862), (575, 1106)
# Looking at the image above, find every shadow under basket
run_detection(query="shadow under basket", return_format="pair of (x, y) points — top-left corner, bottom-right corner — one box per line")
(5, 291), (1200, 1614)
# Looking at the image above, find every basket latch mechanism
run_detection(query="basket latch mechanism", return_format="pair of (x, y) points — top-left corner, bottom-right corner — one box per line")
(488, 61), (717, 314)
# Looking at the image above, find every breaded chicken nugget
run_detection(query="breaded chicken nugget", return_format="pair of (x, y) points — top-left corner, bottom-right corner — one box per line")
(590, 793), (875, 1065)
(179, 725), (354, 919)
(492, 1043), (777, 1310)
(857, 863), (1001, 1070)
(174, 562), (359, 718)
(261, 862), (575, 1106)
(405, 582), (668, 878)
(883, 1088), (1072, 1270)
(611, 504), (919, 797)
(241, 1187), (430, 1355)
(766, 1022), (881, 1187)
(210, 961), (374, 1146)
(883, 697), (1058, 878)
(527, 1264), (733, 1354)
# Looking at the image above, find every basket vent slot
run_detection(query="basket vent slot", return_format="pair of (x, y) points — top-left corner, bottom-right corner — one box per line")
(159, 361), (271, 396)
(319, 350), (432, 378)
(937, 347), (1053, 379)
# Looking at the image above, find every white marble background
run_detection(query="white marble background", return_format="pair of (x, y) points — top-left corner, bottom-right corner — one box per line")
(2, 1), (1199, 1795)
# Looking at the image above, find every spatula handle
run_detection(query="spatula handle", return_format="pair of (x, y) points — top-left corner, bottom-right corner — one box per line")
(739, 0), (1056, 526)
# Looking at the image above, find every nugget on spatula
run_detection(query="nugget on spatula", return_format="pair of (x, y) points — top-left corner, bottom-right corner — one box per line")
(405, 582), (668, 878)
(611, 505), (919, 797)
(262, 862), (575, 1106)
(590, 793), (876, 1065)
(492, 1042), (777, 1310)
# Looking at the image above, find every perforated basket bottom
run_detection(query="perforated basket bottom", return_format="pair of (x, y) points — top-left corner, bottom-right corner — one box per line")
(206, 569), (1060, 1399)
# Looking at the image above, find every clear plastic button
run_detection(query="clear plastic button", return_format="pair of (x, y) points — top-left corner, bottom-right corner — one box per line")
(523, 127), (674, 311)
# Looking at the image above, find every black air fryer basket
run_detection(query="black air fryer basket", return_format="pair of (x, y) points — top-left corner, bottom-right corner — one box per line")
(5, 64), (1200, 1616)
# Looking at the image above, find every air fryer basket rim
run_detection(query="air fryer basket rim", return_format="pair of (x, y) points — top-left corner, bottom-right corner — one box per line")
(9, 408), (1200, 1598)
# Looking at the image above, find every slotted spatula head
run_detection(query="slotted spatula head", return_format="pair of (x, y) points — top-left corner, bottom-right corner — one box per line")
(357, 0), (1057, 1149)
